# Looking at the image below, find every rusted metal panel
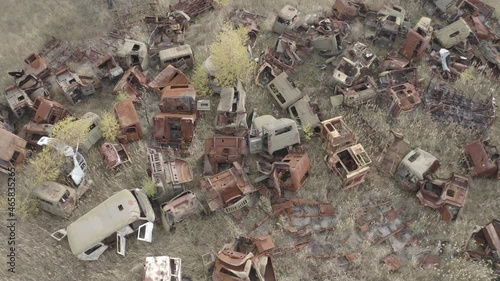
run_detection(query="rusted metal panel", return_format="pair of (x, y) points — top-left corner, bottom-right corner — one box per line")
(275, 149), (311, 192)
(200, 162), (256, 214)
(159, 44), (195, 70)
(266, 72), (303, 109)
(152, 113), (195, 149)
(463, 139), (499, 179)
(0, 128), (28, 173)
(378, 67), (418, 88)
(374, 130), (410, 177)
(114, 99), (144, 143)
(113, 66), (148, 103)
(435, 18), (471, 49)
(466, 219), (500, 273)
(204, 136), (248, 175)
(416, 173), (469, 222)
(160, 191), (203, 232)
(380, 52), (410, 71)
(99, 142), (130, 170)
(148, 65), (189, 93)
(399, 17), (433, 61)
(159, 84), (196, 114)
(23, 52), (50, 79)
(288, 95), (320, 128)
(143, 256), (181, 281)
(383, 254), (402, 271)
(371, 5), (406, 48)
(93, 54), (123, 80)
(32, 97), (69, 125)
(333, 42), (377, 86)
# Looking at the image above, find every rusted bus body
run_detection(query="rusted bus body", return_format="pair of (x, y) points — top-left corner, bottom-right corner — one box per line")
(332, 0), (369, 19)
(394, 148), (440, 192)
(55, 68), (101, 105)
(33, 181), (90, 219)
(152, 113), (195, 148)
(112, 66), (148, 103)
(325, 143), (372, 189)
(463, 139), (500, 179)
(143, 256), (182, 281)
(32, 97), (69, 125)
(148, 65), (190, 94)
(385, 83), (422, 117)
(94, 54), (123, 80)
(159, 44), (195, 70)
(159, 84), (197, 114)
(160, 191), (204, 232)
(204, 136), (248, 175)
(416, 173), (469, 222)
(170, 0), (214, 18)
(212, 236), (276, 281)
(24, 52), (50, 79)
(116, 39), (149, 71)
(5, 85), (34, 119)
(0, 128), (29, 173)
(465, 219), (500, 274)
(319, 116), (357, 154)
(114, 99), (144, 143)
(374, 130), (410, 177)
(331, 76), (377, 107)
(99, 142), (131, 170)
(215, 82), (248, 134)
(21, 122), (53, 146)
(147, 148), (193, 204)
(399, 17), (433, 61)
(200, 162), (256, 214)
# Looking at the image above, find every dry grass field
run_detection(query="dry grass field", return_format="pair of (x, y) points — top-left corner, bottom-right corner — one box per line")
(0, 0), (499, 280)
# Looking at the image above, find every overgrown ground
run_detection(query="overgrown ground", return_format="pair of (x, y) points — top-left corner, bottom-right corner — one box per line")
(0, 0), (499, 280)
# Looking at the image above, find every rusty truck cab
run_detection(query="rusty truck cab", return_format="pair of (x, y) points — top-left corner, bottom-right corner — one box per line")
(0, 128), (29, 173)
(32, 97), (70, 124)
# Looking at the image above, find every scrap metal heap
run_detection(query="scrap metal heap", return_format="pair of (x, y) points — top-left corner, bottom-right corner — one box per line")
(465, 219), (500, 274)
(365, 4), (408, 48)
(144, 11), (190, 47)
(212, 235), (277, 281)
(463, 139), (500, 179)
(423, 82), (496, 130)
(332, 42), (377, 86)
(55, 67), (101, 105)
(170, 0), (214, 18)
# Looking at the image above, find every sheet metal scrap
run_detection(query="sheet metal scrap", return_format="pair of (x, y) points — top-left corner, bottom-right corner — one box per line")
(112, 66), (148, 103)
(32, 97), (70, 125)
(378, 67), (418, 88)
(465, 219), (500, 274)
(215, 81), (248, 135)
(332, 0), (369, 19)
(99, 142), (131, 170)
(261, 47), (296, 74)
(288, 95), (321, 128)
(356, 201), (413, 251)
(423, 82), (496, 130)
(153, 113), (196, 149)
(212, 236), (276, 281)
(331, 76), (378, 108)
(265, 72), (303, 109)
(170, 0), (214, 18)
(429, 48), (468, 80)
(320, 116), (357, 155)
(160, 191), (205, 232)
(114, 99), (144, 143)
(380, 51), (410, 71)
(274, 32), (312, 66)
(22, 52), (50, 79)
(458, 0), (496, 20)
(272, 197), (336, 237)
(144, 11), (190, 46)
(399, 17), (433, 61)
(325, 143), (372, 190)
(477, 40), (500, 71)
(143, 256), (182, 281)
(93, 54), (123, 80)
(463, 139), (500, 179)
(462, 15), (499, 42)
(38, 37), (78, 70)
(416, 173), (469, 222)
(55, 68), (101, 105)
(147, 148), (193, 203)
(374, 130), (410, 177)
(204, 136), (248, 175)
(231, 8), (264, 47)
(333, 42), (377, 86)
(200, 162), (256, 216)
(255, 62), (279, 87)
